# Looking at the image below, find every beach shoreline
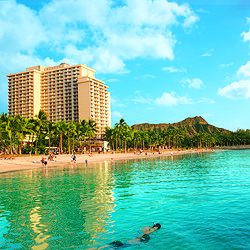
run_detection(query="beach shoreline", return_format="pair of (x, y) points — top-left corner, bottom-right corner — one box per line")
(0, 149), (214, 174)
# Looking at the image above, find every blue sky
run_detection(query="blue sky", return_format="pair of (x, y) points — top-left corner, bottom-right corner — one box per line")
(0, 0), (250, 131)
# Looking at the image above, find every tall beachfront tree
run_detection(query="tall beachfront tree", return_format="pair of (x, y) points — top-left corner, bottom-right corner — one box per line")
(55, 120), (67, 154)
(34, 110), (49, 154)
(86, 119), (98, 152)
(1, 115), (22, 154)
(28, 118), (38, 156)
(118, 119), (132, 153)
(133, 130), (142, 149)
(75, 121), (83, 150)
(113, 119), (132, 152)
(15, 116), (30, 154)
(0, 113), (8, 153)
(104, 127), (114, 151)
(67, 122), (76, 154)
(46, 121), (55, 153)
(80, 119), (89, 149)
(140, 130), (149, 150)
(147, 129), (157, 150)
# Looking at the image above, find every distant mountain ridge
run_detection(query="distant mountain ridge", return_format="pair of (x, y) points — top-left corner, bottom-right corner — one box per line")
(131, 116), (231, 136)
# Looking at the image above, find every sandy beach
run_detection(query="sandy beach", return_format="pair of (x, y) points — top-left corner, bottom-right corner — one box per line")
(0, 149), (213, 174)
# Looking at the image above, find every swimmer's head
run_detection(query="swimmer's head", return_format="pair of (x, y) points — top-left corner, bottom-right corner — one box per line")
(153, 223), (161, 230)
(140, 234), (150, 243)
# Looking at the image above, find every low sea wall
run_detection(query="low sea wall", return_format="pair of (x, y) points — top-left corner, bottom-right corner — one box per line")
(215, 145), (250, 150)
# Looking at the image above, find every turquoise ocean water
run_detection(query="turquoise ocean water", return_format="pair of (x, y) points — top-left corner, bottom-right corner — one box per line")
(0, 150), (250, 249)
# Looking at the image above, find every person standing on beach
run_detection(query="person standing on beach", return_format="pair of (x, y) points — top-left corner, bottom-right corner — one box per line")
(44, 158), (48, 167)
(71, 154), (76, 162)
(41, 157), (45, 167)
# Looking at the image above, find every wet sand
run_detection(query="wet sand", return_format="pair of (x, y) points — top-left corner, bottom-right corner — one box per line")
(0, 149), (213, 174)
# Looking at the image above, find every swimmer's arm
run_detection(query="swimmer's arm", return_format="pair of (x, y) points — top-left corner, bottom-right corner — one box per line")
(141, 226), (154, 234)
(87, 244), (110, 250)
(97, 245), (110, 249)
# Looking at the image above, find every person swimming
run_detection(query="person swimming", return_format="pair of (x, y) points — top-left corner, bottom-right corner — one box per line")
(88, 223), (160, 250)
(108, 234), (150, 248)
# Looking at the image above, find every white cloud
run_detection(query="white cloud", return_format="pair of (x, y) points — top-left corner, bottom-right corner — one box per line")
(0, 1), (45, 54)
(182, 78), (204, 88)
(219, 62), (234, 69)
(0, 0), (199, 110)
(189, 78), (204, 88)
(241, 18), (250, 46)
(162, 66), (186, 73)
(218, 61), (250, 99)
(196, 8), (210, 14)
(202, 49), (214, 57)
(219, 22), (250, 100)
(110, 97), (126, 108)
(241, 29), (250, 42)
(181, 79), (191, 84)
(155, 91), (192, 106)
(131, 96), (152, 104)
(237, 61), (250, 79)
(197, 97), (215, 104)
(112, 111), (123, 119)
(218, 80), (250, 99)
(222, 25), (250, 99)
(183, 15), (199, 29)
(0, 0), (199, 75)
(107, 79), (120, 83)
(143, 74), (156, 79)
(128, 91), (153, 104)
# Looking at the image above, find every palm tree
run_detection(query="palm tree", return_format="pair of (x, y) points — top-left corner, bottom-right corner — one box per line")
(140, 130), (148, 150)
(34, 110), (49, 154)
(75, 121), (83, 150)
(55, 120), (67, 153)
(27, 119), (37, 156)
(121, 123), (132, 153)
(86, 119), (98, 152)
(15, 116), (30, 154)
(104, 127), (114, 151)
(160, 130), (168, 147)
(1, 115), (23, 154)
(47, 121), (55, 153)
(133, 130), (142, 150)
(67, 122), (76, 154)
(147, 129), (157, 150)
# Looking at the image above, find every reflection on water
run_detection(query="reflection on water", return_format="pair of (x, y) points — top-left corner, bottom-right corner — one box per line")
(0, 151), (250, 249)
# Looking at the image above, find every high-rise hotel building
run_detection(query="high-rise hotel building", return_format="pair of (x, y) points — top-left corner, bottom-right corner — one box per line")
(7, 63), (111, 135)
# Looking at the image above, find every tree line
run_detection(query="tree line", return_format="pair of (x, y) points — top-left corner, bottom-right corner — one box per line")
(0, 110), (97, 155)
(1, 112), (250, 155)
(104, 119), (250, 151)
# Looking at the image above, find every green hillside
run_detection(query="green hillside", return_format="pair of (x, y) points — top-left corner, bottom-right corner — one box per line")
(131, 116), (231, 136)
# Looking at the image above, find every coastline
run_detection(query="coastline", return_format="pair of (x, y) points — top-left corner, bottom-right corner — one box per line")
(0, 149), (214, 174)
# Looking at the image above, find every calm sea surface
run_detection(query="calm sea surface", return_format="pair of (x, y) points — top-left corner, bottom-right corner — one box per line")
(0, 150), (250, 249)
